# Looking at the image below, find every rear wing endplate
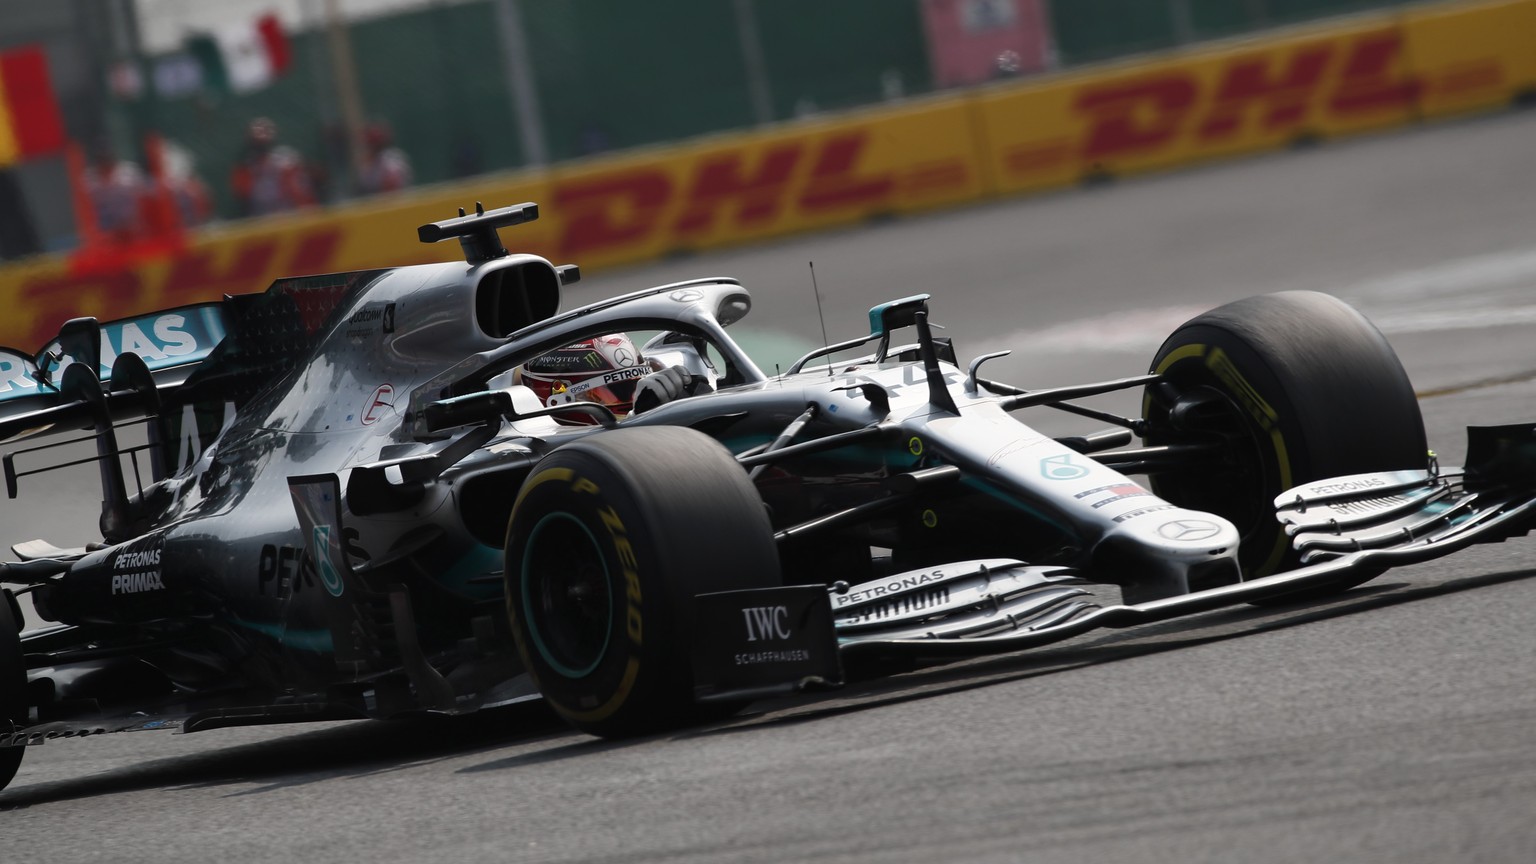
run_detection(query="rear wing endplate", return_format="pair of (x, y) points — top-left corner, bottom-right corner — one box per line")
(0, 303), (226, 444)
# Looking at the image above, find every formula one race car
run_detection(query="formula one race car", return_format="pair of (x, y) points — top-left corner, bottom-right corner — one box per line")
(3, 202), (1534, 790)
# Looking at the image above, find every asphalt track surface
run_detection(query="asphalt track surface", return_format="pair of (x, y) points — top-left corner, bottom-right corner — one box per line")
(5, 109), (1536, 863)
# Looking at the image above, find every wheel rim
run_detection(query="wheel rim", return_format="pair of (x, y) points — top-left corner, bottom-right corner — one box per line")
(1147, 377), (1283, 575)
(520, 512), (613, 678)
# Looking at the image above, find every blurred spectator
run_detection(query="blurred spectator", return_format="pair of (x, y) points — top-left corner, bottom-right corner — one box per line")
(83, 143), (150, 241)
(156, 139), (214, 228)
(230, 117), (316, 216)
(356, 121), (413, 195)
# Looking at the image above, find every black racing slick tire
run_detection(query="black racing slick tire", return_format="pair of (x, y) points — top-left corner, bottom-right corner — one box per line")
(1144, 291), (1427, 591)
(505, 426), (780, 738)
(1, 590), (27, 791)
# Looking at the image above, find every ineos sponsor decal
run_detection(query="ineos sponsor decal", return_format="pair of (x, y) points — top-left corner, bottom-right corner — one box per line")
(1074, 483), (1147, 499)
(1112, 504), (1175, 523)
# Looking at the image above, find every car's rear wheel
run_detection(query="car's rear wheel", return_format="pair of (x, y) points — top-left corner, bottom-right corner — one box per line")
(505, 426), (780, 737)
(1, 590), (28, 791)
(1143, 291), (1427, 598)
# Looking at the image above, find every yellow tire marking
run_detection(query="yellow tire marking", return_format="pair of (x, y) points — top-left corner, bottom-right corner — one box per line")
(510, 466), (574, 520)
(554, 657), (641, 724)
(1155, 341), (1294, 577)
(507, 465), (641, 725)
(1153, 343), (1206, 374)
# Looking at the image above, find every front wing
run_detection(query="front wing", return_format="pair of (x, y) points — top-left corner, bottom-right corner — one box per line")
(693, 430), (1536, 696)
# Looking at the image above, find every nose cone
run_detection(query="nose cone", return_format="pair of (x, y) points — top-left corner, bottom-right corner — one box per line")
(1097, 509), (1244, 604)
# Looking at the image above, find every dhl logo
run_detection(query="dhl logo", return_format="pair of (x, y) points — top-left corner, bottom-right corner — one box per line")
(554, 131), (902, 258)
(4, 6), (1527, 349)
(6, 228), (343, 348)
(1, 131), (918, 347)
(1007, 29), (1420, 174)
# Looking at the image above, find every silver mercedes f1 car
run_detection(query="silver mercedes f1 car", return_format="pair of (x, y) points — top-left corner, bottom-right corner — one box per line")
(2, 202), (1533, 790)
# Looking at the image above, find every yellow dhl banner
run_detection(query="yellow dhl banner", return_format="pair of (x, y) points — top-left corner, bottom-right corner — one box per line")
(1, 0), (1532, 348)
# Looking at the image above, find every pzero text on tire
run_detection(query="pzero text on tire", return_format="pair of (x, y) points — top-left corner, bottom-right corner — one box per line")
(504, 426), (780, 737)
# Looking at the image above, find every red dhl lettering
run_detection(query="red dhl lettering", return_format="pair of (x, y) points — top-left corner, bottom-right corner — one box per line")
(163, 238), (280, 296)
(17, 270), (142, 349)
(797, 132), (894, 211)
(1197, 45), (1332, 139)
(673, 143), (801, 234)
(555, 131), (894, 258)
(1073, 30), (1417, 163)
(1078, 76), (1197, 160)
(10, 227), (344, 347)
(5, 129), (911, 338)
(555, 171), (671, 258)
(1328, 31), (1419, 113)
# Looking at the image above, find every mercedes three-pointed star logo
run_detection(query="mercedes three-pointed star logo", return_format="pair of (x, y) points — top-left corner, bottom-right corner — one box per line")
(1157, 519), (1222, 542)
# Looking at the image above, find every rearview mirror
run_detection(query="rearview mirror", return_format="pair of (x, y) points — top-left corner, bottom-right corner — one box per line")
(867, 294), (931, 337)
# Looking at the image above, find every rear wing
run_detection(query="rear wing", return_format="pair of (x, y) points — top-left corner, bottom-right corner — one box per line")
(0, 303), (227, 444)
(0, 264), (389, 448)
(0, 268), (389, 544)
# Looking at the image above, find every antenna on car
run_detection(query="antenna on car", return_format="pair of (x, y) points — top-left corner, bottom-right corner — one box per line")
(810, 262), (831, 377)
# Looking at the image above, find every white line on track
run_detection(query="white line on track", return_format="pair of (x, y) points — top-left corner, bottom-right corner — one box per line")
(992, 246), (1536, 355)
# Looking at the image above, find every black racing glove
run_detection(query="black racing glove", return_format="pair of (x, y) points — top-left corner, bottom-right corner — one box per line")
(632, 365), (709, 414)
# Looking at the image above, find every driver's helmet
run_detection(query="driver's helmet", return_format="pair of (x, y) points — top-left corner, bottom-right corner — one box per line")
(516, 334), (655, 422)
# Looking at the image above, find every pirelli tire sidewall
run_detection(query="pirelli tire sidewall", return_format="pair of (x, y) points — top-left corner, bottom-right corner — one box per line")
(1146, 291), (1427, 579)
(505, 427), (779, 737)
(1, 589), (27, 790)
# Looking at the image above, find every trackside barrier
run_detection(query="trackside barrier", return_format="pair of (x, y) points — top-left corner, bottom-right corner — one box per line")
(1403, 0), (1536, 118)
(1, 0), (1532, 347)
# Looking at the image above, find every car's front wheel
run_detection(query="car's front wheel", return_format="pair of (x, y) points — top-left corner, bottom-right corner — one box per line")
(504, 426), (780, 737)
(1143, 291), (1427, 596)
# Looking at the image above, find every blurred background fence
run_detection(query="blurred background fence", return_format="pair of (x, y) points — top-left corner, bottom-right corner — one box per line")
(0, 0), (1457, 256)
